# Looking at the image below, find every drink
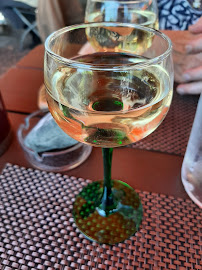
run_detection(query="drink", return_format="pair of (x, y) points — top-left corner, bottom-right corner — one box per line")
(44, 22), (173, 244)
(85, 1), (159, 53)
(46, 52), (172, 148)
(0, 92), (12, 156)
(85, 21), (157, 55)
(85, 9), (158, 29)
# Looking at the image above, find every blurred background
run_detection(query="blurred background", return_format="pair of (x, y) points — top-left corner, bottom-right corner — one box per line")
(0, 0), (86, 76)
(0, 0), (37, 76)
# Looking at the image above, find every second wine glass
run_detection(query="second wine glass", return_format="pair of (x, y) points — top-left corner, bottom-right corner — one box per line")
(85, 0), (159, 29)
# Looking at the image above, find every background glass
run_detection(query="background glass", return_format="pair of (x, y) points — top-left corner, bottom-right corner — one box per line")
(181, 94), (202, 208)
(85, 0), (159, 29)
(44, 22), (173, 244)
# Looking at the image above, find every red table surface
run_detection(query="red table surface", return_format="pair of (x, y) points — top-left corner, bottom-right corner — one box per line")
(16, 44), (44, 70)
(0, 67), (43, 113)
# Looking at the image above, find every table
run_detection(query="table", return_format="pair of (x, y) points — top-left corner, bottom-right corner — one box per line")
(0, 45), (201, 270)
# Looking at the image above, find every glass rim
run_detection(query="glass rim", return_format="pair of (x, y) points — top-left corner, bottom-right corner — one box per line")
(45, 22), (172, 71)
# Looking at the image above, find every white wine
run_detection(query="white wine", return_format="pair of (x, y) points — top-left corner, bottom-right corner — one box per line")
(85, 9), (158, 29)
(44, 22), (173, 246)
(85, 1), (159, 54)
(84, 21), (157, 55)
(46, 52), (172, 148)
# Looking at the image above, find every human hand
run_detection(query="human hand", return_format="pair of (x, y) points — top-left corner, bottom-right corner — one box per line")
(162, 23), (202, 95)
(189, 17), (202, 35)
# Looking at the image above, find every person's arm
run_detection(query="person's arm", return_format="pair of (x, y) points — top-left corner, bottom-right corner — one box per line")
(178, 17), (202, 95)
(162, 22), (202, 95)
(189, 17), (202, 34)
(36, 0), (84, 43)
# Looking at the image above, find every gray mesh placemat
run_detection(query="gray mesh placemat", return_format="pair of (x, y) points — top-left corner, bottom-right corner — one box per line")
(130, 92), (199, 156)
(0, 164), (201, 269)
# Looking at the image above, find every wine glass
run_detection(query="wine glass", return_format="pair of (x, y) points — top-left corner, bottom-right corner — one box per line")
(44, 22), (173, 244)
(85, 0), (159, 29)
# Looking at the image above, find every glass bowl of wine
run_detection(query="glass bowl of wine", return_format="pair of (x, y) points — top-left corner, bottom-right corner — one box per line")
(44, 22), (173, 244)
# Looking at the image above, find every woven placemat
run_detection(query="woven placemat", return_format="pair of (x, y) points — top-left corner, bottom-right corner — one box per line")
(0, 164), (201, 270)
(130, 92), (199, 156)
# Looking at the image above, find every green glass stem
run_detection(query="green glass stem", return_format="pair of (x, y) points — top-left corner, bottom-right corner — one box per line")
(73, 147), (143, 243)
(99, 148), (116, 216)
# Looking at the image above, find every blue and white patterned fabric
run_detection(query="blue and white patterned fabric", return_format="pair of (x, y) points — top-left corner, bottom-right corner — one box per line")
(158, 0), (202, 30)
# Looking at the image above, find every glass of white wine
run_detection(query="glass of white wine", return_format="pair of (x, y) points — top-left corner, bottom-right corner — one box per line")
(85, 0), (159, 29)
(44, 22), (173, 244)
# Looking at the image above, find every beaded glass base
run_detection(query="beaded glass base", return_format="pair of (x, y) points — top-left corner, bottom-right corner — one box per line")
(73, 180), (143, 244)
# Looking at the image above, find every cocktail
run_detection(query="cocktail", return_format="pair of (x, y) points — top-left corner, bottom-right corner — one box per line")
(44, 22), (173, 244)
